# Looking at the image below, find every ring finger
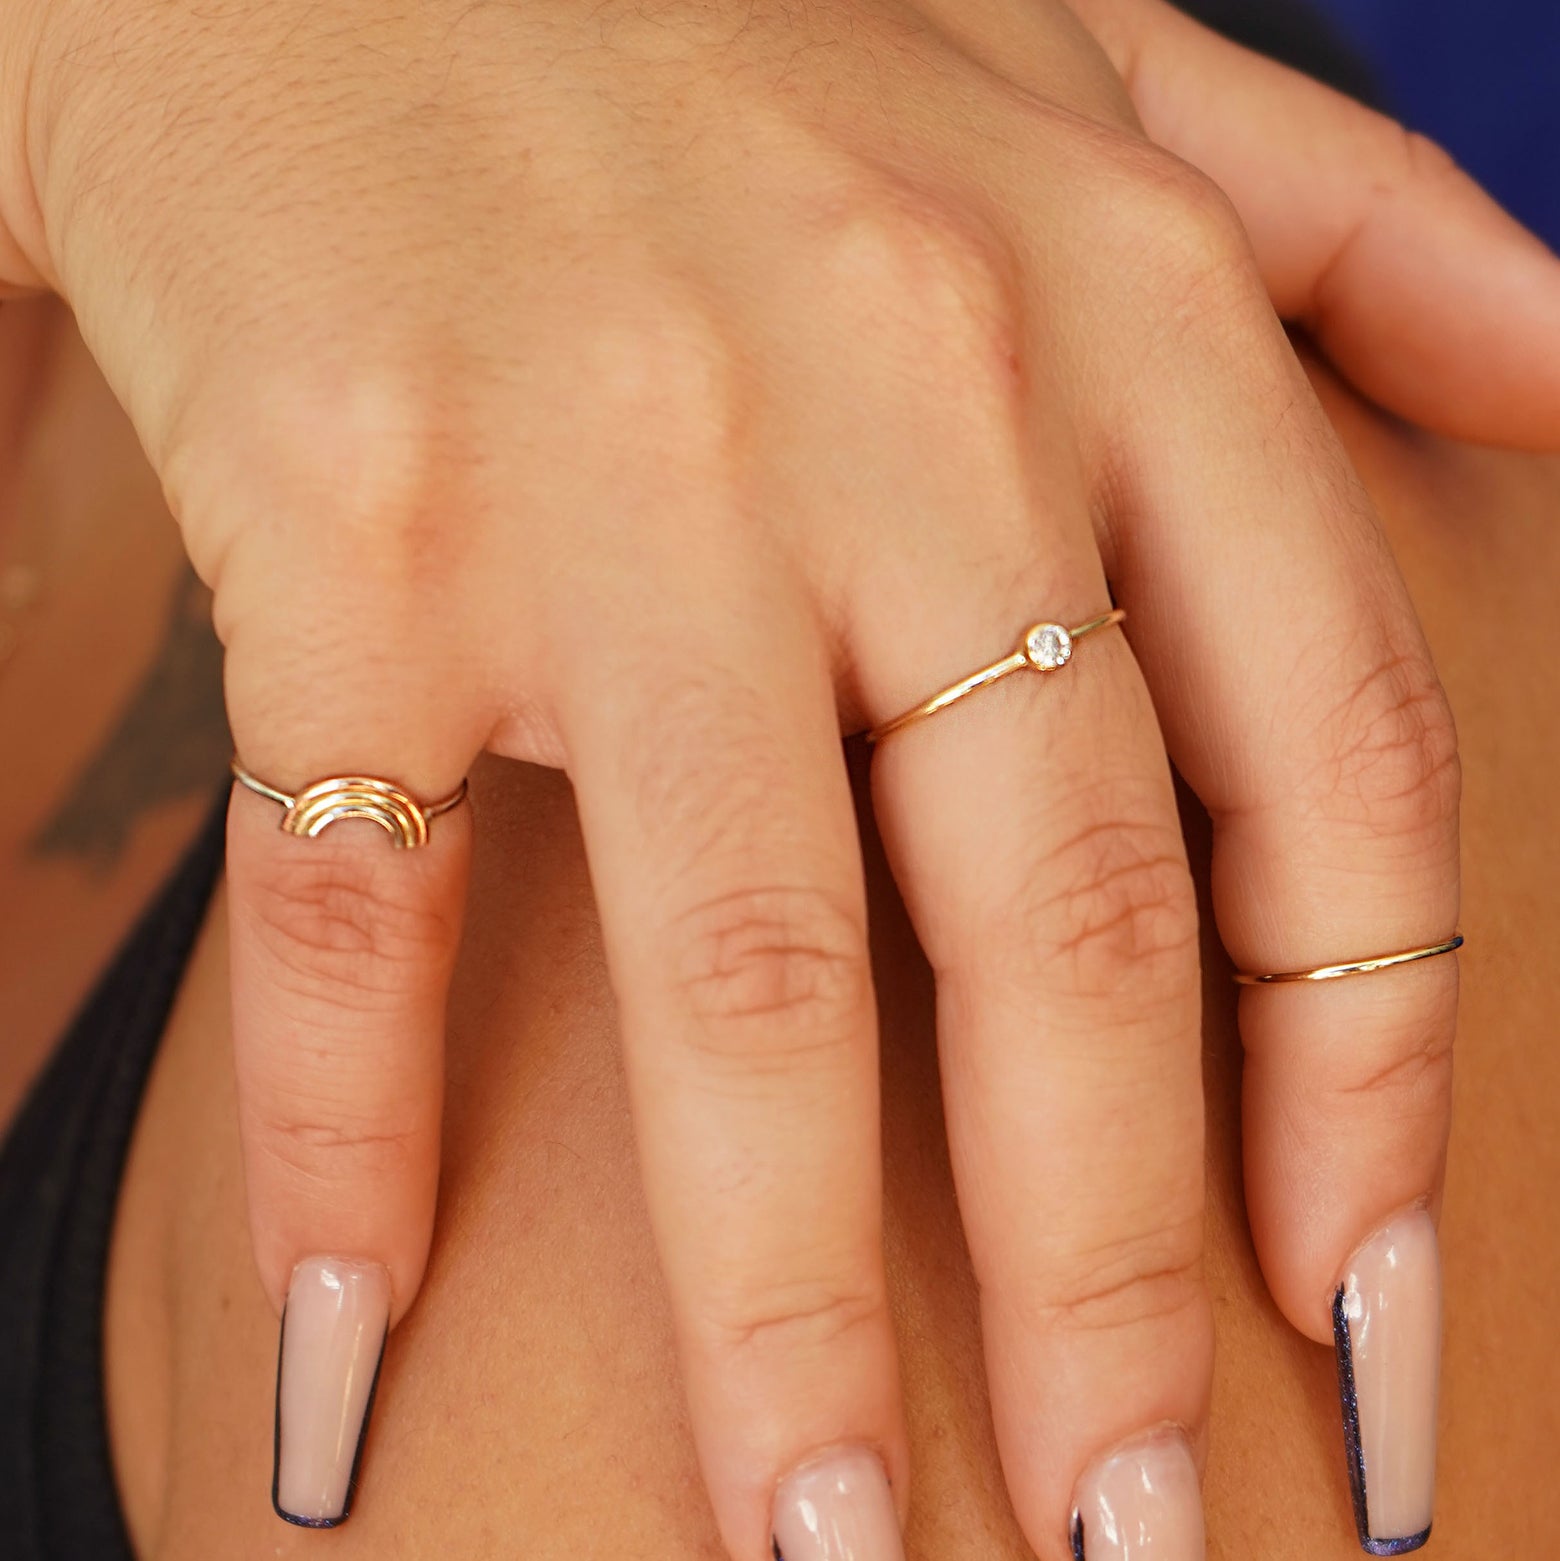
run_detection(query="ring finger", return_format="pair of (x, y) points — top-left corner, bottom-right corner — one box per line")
(774, 230), (1213, 1551)
(732, 182), (1214, 1556)
(862, 545), (1209, 1561)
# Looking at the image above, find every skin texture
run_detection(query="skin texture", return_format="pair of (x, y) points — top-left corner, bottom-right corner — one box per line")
(1, 301), (1557, 1556)
(3, 0), (1556, 1547)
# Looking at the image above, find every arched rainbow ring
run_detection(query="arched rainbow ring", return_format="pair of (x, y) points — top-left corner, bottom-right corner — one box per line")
(230, 758), (469, 849)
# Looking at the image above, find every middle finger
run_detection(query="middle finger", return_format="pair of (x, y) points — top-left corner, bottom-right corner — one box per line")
(762, 185), (1213, 1560)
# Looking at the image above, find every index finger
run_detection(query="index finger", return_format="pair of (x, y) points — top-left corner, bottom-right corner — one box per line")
(1080, 171), (1457, 1552)
(1073, 0), (1560, 448)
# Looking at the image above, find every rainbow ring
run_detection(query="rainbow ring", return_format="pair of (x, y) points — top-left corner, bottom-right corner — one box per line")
(230, 757), (468, 849)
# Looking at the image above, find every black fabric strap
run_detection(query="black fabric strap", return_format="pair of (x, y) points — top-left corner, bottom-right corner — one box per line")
(0, 791), (228, 1561)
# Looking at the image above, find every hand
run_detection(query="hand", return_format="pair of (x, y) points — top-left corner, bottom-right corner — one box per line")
(1, 0), (1548, 1553)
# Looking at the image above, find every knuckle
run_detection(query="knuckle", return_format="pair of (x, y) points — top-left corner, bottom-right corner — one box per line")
(1100, 142), (1256, 318)
(669, 882), (871, 1041)
(701, 1274), (885, 1361)
(1382, 121), (1461, 189)
(1014, 1217), (1206, 1337)
(166, 358), (471, 594)
(572, 296), (733, 445)
(1322, 646), (1461, 842)
(977, 807), (1199, 1000)
(805, 174), (1021, 371)
(241, 844), (455, 1014)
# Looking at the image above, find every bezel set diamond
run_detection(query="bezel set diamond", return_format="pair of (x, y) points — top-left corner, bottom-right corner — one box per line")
(1023, 621), (1073, 671)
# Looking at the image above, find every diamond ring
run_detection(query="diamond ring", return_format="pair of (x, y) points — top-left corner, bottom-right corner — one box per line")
(866, 608), (1126, 743)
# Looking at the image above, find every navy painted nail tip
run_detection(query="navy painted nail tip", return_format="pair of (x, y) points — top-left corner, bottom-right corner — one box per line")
(1334, 1287), (1431, 1556)
(274, 1506), (350, 1529)
(1332, 1284), (1374, 1547)
(1069, 1510), (1085, 1561)
(1361, 1527), (1432, 1556)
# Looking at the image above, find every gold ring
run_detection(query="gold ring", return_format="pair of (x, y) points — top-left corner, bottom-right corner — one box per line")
(1233, 934), (1464, 986)
(867, 608), (1126, 743)
(230, 757), (469, 849)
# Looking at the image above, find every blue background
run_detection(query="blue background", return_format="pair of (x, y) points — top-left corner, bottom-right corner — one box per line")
(1306, 0), (1558, 249)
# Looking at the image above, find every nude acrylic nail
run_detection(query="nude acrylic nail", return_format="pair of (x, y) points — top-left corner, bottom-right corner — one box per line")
(772, 1446), (905, 1561)
(1332, 1210), (1441, 1554)
(1069, 1431), (1204, 1560)
(272, 1256), (391, 1527)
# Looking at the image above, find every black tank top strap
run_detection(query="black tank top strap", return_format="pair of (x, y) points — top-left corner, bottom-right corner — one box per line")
(0, 789), (228, 1561)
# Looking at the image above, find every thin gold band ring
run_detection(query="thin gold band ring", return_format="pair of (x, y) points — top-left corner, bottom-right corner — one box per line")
(1232, 934), (1464, 986)
(230, 757), (469, 849)
(867, 608), (1126, 743)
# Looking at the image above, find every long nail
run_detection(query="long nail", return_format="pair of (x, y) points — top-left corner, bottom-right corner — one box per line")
(1069, 1430), (1204, 1560)
(772, 1446), (905, 1561)
(272, 1256), (391, 1527)
(1333, 1210), (1441, 1554)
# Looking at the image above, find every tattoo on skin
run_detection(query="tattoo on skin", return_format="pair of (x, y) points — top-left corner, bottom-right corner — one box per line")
(28, 566), (229, 869)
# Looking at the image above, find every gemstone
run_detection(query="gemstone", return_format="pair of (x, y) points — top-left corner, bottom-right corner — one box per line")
(1025, 622), (1072, 671)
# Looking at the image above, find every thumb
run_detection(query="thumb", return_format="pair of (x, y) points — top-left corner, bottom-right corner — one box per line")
(1075, 0), (1560, 449)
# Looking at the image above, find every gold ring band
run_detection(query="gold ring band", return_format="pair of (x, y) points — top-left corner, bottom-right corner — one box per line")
(230, 757), (469, 849)
(1233, 934), (1464, 986)
(867, 608), (1126, 743)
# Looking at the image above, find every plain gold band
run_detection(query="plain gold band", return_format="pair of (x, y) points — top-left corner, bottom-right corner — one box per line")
(1232, 934), (1464, 986)
(230, 757), (469, 849)
(867, 608), (1126, 743)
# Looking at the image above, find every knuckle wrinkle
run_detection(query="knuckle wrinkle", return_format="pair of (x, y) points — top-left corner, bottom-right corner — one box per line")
(1018, 1221), (1205, 1337)
(243, 849), (454, 1010)
(704, 1279), (884, 1361)
(669, 883), (870, 1033)
(985, 813), (1198, 999)
(253, 1110), (423, 1185)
